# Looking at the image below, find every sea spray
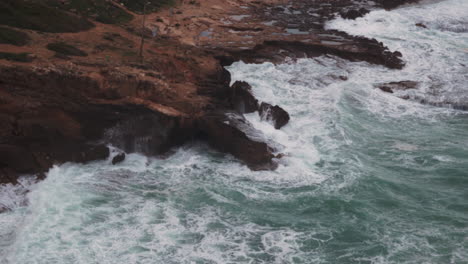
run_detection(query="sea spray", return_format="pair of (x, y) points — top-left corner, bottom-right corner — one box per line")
(1, 0), (468, 263)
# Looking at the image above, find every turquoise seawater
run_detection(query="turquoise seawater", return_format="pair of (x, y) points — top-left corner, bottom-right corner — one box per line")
(1, 0), (467, 263)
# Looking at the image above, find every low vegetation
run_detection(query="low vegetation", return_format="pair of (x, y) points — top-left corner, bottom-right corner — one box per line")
(0, 0), (94, 33)
(119, 0), (176, 14)
(0, 0), (175, 34)
(0, 52), (34, 62)
(47, 42), (88, 57)
(45, 0), (133, 25)
(0, 27), (31, 46)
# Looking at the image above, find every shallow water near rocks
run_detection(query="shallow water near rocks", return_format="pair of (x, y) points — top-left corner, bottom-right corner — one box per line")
(1, 0), (468, 263)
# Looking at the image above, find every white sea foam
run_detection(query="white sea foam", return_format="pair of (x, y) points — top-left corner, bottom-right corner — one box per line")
(326, 0), (468, 110)
(1, 0), (467, 263)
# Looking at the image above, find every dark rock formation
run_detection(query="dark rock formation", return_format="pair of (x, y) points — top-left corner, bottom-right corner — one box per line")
(74, 144), (110, 163)
(230, 81), (259, 114)
(377, 81), (418, 93)
(112, 152), (126, 165)
(340, 8), (370, 20)
(259, 102), (290, 129)
(220, 39), (405, 69)
(197, 111), (277, 170)
(0, 0), (422, 186)
(415, 23), (427, 29)
(378, 0), (420, 10)
(105, 112), (196, 157)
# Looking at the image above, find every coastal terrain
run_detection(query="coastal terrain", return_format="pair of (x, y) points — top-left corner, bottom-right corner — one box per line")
(0, 0), (418, 184)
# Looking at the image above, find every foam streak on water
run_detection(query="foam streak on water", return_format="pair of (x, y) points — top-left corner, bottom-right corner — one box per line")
(1, 0), (468, 263)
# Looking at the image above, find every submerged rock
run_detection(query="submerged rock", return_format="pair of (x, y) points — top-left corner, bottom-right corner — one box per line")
(112, 152), (126, 165)
(377, 81), (418, 93)
(415, 23), (427, 29)
(258, 102), (290, 129)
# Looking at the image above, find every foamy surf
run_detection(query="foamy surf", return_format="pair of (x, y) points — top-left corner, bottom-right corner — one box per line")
(1, 0), (468, 263)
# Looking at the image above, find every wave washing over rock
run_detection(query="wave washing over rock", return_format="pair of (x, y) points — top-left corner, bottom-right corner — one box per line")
(1, 0), (468, 263)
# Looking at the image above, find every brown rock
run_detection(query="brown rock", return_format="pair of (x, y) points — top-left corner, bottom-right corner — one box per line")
(340, 8), (370, 20)
(379, 0), (420, 10)
(230, 81), (259, 114)
(0, 168), (20, 185)
(0, 145), (39, 175)
(0, 0), (420, 185)
(259, 102), (290, 129)
(377, 81), (418, 93)
(73, 144), (110, 164)
(112, 152), (126, 165)
(197, 111), (277, 170)
(415, 23), (427, 29)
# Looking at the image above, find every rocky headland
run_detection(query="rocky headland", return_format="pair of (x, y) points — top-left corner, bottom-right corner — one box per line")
(0, 0), (418, 185)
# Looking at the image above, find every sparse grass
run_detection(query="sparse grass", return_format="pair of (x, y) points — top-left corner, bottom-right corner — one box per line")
(47, 42), (88, 57)
(122, 50), (138, 57)
(0, 0), (94, 33)
(0, 27), (30, 46)
(119, 0), (176, 14)
(102, 32), (134, 48)
(46, 0), (133, 25)
(0, 52), (33, 62)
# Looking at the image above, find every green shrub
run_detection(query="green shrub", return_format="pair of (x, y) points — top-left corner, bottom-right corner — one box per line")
(45, 0), (133, 24)
(47, 42), (88, 57)
(0, 27), (31, 46)
(122, 50), (138, 57)
(0, 52), (34, 62)
(0, 0), (94, 33)
(119, 0), (175, 14)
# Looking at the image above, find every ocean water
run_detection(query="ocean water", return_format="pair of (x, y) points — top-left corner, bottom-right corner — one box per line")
(1, 0), (467, 263)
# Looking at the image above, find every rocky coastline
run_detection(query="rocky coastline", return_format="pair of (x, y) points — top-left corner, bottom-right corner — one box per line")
(0, 0), (418, 185)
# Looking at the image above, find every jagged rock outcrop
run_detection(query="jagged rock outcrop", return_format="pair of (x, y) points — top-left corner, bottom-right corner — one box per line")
(112, 152), (126, 165)
(218, 39), (405, 69)
(0, 0), (420, 186)
(415, 23), (427, 29)
(0, 62), (286, 183)
(259, 102), (290, 129)
(340, 8), (370, 20)
(230, 81), (259, 114)
(378, 0), (420, 10)
(197, 111), (278, 170)
(377, 81), (418, 93)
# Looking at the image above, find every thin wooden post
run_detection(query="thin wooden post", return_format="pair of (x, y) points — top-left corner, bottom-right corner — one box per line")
(139, 3), (148, 62)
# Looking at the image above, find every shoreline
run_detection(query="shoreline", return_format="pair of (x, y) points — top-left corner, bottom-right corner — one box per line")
(0, 0), (418, 185)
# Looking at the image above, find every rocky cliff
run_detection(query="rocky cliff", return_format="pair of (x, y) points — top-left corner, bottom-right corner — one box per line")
(0, 0), (418, 184)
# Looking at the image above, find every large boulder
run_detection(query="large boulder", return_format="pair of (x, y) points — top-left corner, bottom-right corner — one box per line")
(259, 102), (290, 129)
(230, 81), (259, 114)
(112, 152), (126, 165)
(197, 111), (278, 170)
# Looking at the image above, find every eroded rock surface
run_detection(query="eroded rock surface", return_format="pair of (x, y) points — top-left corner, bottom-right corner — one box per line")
(340, 8), (370, 20)
(259, 102), (290, 129)
(0, 0), (419, 184)
(230, 81), (259, 114)
(197, 111), (278, 170)
(378, 81), (419, 93)
(112, 152), (126, 165)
